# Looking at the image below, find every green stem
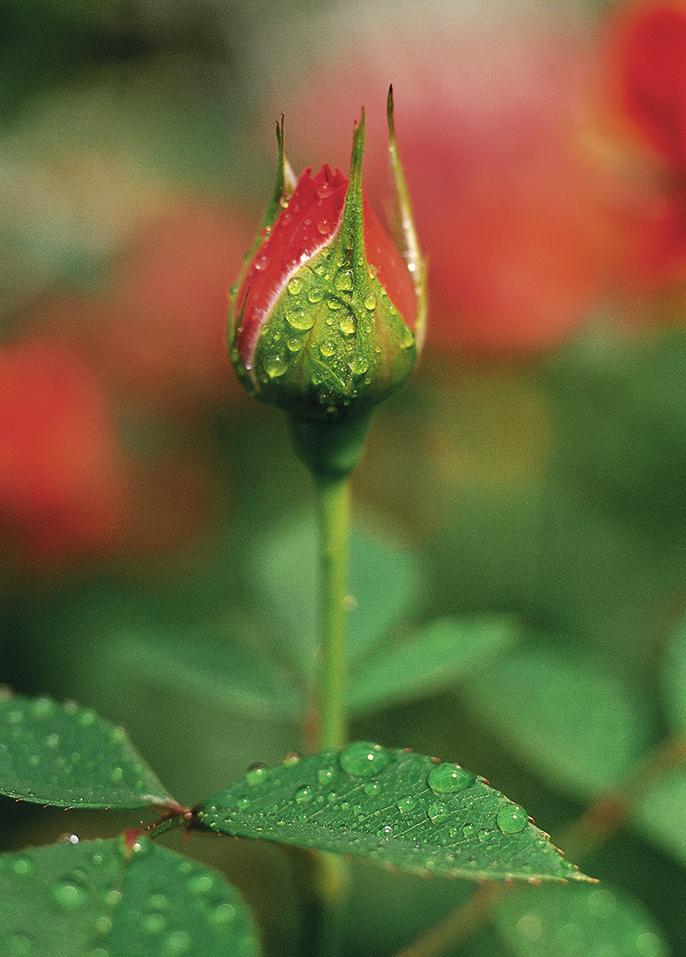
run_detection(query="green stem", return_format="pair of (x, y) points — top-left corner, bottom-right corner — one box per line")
(316, 475), (350, 749)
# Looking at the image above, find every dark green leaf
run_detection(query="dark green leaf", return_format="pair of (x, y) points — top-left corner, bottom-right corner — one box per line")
(348, 616), (519, 715)
(107, 631), (300, 723)
(662, 611), (686, 731)
(494, 882), (668, 957)
(198, 743), (589, 883)
(254, 514), (423, 678)
(0, 691), (172, 809)
(0, 837), (260, 956)
(461, 646), (649, 799)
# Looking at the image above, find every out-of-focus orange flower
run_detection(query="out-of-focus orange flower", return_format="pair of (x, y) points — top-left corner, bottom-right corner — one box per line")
(0, 339), (129, 564)
(94, 202), (254, 412)
(269, 3), (617, 355)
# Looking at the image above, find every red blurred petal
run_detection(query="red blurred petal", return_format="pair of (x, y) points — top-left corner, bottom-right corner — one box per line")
(616, 2), (686, 169)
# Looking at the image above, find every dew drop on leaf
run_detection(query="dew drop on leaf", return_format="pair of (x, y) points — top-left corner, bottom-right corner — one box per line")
(396, 796), (416, 814)
(427, 802), (450, 824)
(286, 309), (314, 331)
(496, 804), (528, 835)
(427, 763), (476, 794)
(317, 767), (335, 785)
(245, 763), (267, 787)
(52, 880), (87, 909)
(339, 741), (392, 778)
(294, 785), (313, 804)
(263, 355), (288, 379)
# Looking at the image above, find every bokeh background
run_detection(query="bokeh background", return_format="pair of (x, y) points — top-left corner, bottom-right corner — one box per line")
(3, 0), (686, 954)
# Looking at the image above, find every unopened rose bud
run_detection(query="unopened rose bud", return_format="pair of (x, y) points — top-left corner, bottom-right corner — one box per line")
(229, 89), (425, 425)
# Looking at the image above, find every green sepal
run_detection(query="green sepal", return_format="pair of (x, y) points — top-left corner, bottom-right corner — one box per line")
(387, 85), (427, 352)
(227, 115), (296, 346)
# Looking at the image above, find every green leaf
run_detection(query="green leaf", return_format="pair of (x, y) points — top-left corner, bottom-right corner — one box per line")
(0, 837), (260, 956)
(461, 646), (649, 799)
(106, 631), (301, 723)
(662, 611), (686, 731)
(630, 613), (686, 866)
(254, 513), (423, 678)
(198, 743), (589, 883)
(494, 882), (668, 957)
(348, 615), (519, 715)
(0, 691), (173, 809)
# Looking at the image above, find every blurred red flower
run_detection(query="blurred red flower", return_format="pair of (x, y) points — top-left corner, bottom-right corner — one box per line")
(271, 3), (617, 354)
(0, 339), (129, 564)
(606, 1), (686, 291)
(95, 202), (254, 412)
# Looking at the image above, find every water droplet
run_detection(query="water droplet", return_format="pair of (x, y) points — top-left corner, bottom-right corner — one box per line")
(636, 932), (662, 957)
(283, 752), (302, 766)
(79, 710), (96, 727)
(477, 828), (495, 844)
(320, 341), (335, 358)
(363, 780), (380, 797)
(339, 742), (392, 778)
(95, 916), (112, 935)
(307, 287), (324, 304)
(245, 763), (267, 787)
(286, 308), (314, 331)
(163, 930), (191, 954)
(237, 797), (250, 811)
(287, 277), (303, 296)
(461, 824), (476, 840)
(397, 796), (416, 814)
(399, 325), (415, 349)
(317, 767), (336, 785)
(45, 733), (60, 749)
(209, 902), (237, 926)
(6, 936), (32, 956)
(363, 292), (377, 311)
(294, 785), (313, 804)
(326, 791), (337, 804)
(142, 913), (166, 935)
(516, 914), (543, 941)
(316, 181), (332, 199)
(287, 336), (304, 353)
(52, 881), (86, 909)
(327, 297), (343, 310)
(110, 767), (124, 783)
(339, 316), (356, 337)
(31, 697), (54, 718)
(253, 255), (268, 272)
(11, 858), (31, 877)
(147, 893), (168, 911)
(188, 874), (213, 896)
(335, 271), (353, 291)
(316, 219), (331, 235)
(496, 804), (528, 835)
(263, 354), (288, 379)
(427, 802), (450, 824)
(349, 356), (369, 376)
(428, 763), (475, 794)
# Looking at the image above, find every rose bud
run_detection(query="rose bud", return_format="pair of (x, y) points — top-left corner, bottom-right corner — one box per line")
(228, 90), (425, 476)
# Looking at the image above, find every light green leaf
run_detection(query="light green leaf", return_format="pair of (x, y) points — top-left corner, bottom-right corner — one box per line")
(494, 882), (668, 957)
(461, 646), (649, 799)
(0, 838), (260, 956)
(198, 743), (589, 883)
(348, 615), (519, 715)
(254, 514), (423, 678)
(106, 631), (301, 723)
(0, 691), (172, 809)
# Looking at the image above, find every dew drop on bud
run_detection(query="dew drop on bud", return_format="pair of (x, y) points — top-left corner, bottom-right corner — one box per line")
(263, 355), (288, 379)
(363, 292), (377, 311)
(349, 357), (369, 376)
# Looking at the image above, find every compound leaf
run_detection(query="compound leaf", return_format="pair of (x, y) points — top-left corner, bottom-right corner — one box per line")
(198, 744), (589, 884)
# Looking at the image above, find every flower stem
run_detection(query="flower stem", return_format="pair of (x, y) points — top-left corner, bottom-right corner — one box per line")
(308, 473), (351, 957)
(316, 474), (350, 749)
